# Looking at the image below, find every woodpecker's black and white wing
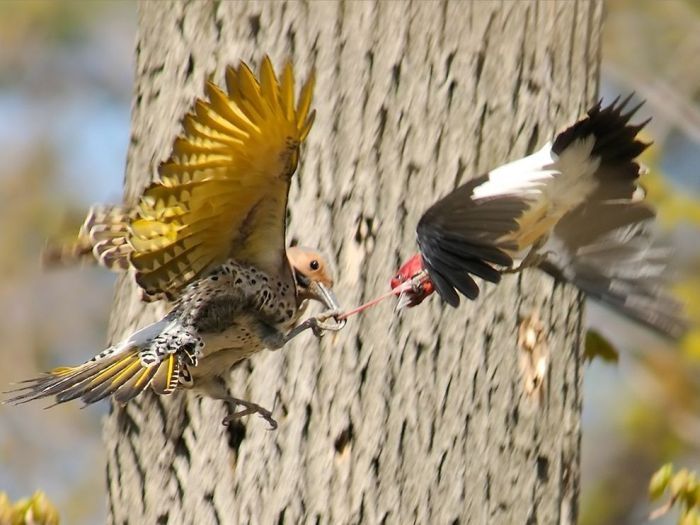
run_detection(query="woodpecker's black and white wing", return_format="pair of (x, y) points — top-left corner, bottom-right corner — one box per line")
(416, 178), (529, 306)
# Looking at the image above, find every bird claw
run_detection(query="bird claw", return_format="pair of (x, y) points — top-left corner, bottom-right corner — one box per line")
(309, 310), (346, 337)
(222, 398), (278, 430)
(284, 310), (346, 342)
(308, 318), (325, 338)
(314, 309), (346, 332)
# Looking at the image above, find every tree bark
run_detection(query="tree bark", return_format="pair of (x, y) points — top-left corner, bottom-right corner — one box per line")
(104, 1), (602, 523)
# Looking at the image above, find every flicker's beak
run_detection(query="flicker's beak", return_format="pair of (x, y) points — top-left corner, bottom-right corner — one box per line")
(306, 280), (341, 312)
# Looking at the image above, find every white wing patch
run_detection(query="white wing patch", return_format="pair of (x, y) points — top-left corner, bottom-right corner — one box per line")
(472, 144), (557, 201)
(475, 136), (602, 264)
(474, 137), (599, 217)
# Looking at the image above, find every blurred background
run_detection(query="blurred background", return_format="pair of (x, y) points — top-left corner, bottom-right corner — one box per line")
(0, 1), (698, 523)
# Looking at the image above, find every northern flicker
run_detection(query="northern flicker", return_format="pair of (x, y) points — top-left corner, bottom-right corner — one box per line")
(387, 96), (686, 338)
(7, 56), (344, 428)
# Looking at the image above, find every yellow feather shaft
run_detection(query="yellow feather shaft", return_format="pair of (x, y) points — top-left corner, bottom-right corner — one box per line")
(281, 62), (295, 122)
(194, 99), (250, 141)
(296, 70), (315, 128)
(86, 354), (140, 387)
(110, 357), (142, 386)
(225, 65), (242, 102)
(260, 55), (279, 113)
(166, 354), (175, 389)
(183, 114), (246, 149)
(134, 366), (154, 388)
(208, 82), (258, 132)
(300, 111), (316, 142)
(51, 366), (78, 377)
(237, 62), (266, 118)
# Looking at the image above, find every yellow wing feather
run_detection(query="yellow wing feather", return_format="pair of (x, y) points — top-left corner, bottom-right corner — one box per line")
(5, 348), (188, 406)
(129, 56), (315, 297)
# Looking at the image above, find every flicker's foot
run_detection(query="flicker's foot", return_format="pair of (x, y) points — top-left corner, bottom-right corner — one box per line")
(285, 310), (346, 341)
(222, 398), (278, 430)
(314, 309), (346, 332)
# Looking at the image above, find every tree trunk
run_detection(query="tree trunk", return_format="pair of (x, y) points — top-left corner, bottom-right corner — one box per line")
(104, 1), (602, 523)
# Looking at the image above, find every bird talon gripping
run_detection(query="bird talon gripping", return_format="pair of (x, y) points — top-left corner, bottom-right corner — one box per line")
(310, 320), (324, 338)
(315, 310), (346, 331)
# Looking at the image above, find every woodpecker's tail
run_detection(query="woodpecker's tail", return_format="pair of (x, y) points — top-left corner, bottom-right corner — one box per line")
(539, 96), (687, 338)
(540, 201), (687, 339)
(4, 318), (197, 407)
(42, 204), (134, 271)
(552, 94), (650, 202)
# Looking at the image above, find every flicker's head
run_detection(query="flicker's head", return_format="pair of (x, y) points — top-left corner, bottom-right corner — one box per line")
(287, 246), (338, 311)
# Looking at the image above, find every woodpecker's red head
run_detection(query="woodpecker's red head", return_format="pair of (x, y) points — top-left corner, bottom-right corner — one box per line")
(391, 253), (435, 309)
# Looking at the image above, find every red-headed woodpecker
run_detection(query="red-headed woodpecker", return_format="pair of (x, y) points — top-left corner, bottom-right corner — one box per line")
(390, 96), (686, 338)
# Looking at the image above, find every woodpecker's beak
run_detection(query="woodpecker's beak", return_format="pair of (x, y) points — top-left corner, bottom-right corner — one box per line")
(395, 290), (414, 311)
(392, 270), (431, 311)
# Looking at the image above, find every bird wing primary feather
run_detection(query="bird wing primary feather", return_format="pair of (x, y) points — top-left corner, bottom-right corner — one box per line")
(4, 318), (196, 406)
(128, 56), (315, 298)
(416, 176), (530, 306)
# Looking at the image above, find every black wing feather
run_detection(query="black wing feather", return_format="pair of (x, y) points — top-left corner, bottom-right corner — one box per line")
(416, 176), (530, 306)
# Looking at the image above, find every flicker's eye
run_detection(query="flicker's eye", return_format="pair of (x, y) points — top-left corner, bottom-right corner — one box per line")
(309, 260), (320, 271)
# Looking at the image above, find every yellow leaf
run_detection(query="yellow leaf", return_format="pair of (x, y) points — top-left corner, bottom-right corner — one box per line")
(671, 469), (691, 499)
(650, 463), (674, 500)
(0, 492), (13, 524)
(681, 508), (700, 525)
(682, 329), (700, 361)
(12, 491), (59, 525)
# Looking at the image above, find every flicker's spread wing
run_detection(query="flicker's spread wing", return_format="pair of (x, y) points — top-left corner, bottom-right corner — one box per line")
(5, 317), (198, 407)
(129, 56), (315, 298)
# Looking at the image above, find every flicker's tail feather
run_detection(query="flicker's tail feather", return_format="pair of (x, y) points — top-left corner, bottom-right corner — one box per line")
(42, 205), (134, 271)
(4, 320), (185, 406)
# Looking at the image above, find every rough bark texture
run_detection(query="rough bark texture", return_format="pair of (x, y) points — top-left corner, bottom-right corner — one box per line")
(104, 1), (602, 524)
